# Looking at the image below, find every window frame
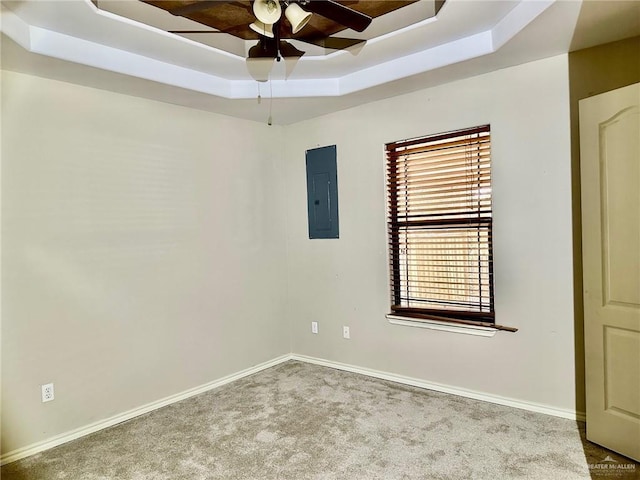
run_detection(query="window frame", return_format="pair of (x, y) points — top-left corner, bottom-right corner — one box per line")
(385, 125), (496, 328)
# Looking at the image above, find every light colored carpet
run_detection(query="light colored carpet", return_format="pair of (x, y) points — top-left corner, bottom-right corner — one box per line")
(2, 360), (638, 479)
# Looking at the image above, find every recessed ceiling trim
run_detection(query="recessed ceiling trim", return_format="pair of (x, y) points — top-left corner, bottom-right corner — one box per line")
(492, 0), (554, 50)
(338, 31), (494, 95)
(0, 0), (558, 100)
(33, 26), (236, 97)
(0, 5), (31, 51)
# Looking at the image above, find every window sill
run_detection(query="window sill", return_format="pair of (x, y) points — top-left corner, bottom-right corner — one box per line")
(386, 314), (498, 337)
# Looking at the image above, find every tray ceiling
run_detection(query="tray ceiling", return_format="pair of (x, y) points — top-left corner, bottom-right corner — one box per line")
(2, 1), (639, 124)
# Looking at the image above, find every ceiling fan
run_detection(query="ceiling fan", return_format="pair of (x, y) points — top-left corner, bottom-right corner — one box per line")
(246, 0), (371, 62)
(145, 0), (374, 72)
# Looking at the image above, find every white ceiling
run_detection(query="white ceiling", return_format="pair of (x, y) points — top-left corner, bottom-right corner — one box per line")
(1, 0), (639, 124)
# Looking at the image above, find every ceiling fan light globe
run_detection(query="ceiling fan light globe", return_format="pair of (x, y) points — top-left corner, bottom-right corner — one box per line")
(246, 57), (275, 82)
(285, 3), (312, 34)
(250, 20), (274, 38)
(253, 0), (282, 25)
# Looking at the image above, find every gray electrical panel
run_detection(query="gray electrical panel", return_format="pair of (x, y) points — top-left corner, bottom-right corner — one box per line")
(306, 145), (339, 239)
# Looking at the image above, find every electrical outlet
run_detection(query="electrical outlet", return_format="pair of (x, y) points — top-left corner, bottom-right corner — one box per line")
(343, 326), (350, 339)
(41, 383), (54, 403)
(311, 321), (318, 334)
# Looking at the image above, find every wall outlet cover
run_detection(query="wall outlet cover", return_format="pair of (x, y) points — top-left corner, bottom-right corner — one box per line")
(41, 383), (54, 402)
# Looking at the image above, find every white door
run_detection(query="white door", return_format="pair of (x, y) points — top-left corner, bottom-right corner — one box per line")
(580, 82), (640, 461)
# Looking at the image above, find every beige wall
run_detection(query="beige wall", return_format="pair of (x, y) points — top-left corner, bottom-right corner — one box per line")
(284, 55), (577, 412)
(568, 35), (640, 416)
(2, 52), (584, 457)
(1, 71), (289, 453)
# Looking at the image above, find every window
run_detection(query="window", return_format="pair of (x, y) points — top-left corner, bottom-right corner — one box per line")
(386, 125), (494, 327)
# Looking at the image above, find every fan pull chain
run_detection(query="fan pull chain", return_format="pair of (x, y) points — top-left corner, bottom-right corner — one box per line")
(267, 78), (273, 126)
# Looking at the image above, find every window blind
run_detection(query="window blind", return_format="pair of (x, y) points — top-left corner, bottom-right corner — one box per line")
(386, 125), (494, 324)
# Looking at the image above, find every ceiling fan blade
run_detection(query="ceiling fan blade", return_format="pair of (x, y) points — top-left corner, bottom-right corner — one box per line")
(279, 41), (305, 58)
(165, 1), (232, 16)
(297, 36), (365, 50)
(249, 39), (306, 59)
(168, 30), (228, 34)
(302, 0), (372, 32)
(249, 39), (278, 59)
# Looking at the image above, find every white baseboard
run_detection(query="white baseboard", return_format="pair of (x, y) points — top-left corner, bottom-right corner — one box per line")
(290, 354), (586, 422)
(0, 354), (291, 466)
(2, 352), (586, 465)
